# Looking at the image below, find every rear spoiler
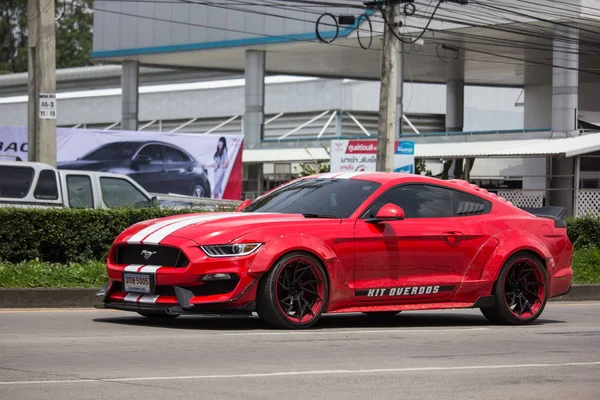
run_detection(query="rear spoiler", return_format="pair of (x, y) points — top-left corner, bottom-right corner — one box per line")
(519, 206), (567, 228)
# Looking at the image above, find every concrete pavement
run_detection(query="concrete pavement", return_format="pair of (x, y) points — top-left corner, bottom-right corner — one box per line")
(1, 303), (599, 399)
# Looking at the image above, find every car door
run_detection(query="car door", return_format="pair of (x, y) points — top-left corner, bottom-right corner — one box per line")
(353, 184), (470, 304)
(161, 144), (196, 195)
(128, 144), (165, 193)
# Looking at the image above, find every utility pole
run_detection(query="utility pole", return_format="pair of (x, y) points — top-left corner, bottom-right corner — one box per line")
(28, 0), (57, 166)
(376, 2), (400, 172)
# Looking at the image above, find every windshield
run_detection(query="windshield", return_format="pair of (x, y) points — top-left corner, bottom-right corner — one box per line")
(80, 142), (140, 161)
(242, 178), (381, 218)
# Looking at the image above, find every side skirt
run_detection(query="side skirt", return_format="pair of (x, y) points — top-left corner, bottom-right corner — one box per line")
(327, 296), (495, 314)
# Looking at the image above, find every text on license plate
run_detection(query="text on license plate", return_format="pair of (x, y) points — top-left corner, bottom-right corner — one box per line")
(123, 272), (151, 294)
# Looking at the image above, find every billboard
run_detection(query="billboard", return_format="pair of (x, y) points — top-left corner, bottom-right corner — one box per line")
(0, 126), (243, 200)
(330, 139), (415, 173)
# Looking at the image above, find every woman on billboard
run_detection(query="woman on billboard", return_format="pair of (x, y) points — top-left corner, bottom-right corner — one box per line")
(209, 137), (228, 199)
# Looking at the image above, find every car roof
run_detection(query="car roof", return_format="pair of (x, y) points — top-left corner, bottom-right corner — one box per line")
(305, 171), (514, 205)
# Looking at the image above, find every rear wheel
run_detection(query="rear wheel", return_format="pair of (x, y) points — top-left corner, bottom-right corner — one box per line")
(256, 252), (328, 329)
(137, 311), (180, 320)
(480, 252), (548, 325)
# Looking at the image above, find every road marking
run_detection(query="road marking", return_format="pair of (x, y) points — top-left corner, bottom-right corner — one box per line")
(1, 361), (599, 386)
(221, 327), (490, 336)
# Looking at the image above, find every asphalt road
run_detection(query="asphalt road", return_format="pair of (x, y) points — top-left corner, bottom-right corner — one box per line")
(1, 303), (600, 400)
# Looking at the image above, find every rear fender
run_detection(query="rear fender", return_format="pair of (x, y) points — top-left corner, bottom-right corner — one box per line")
(479, 230), (552, 283)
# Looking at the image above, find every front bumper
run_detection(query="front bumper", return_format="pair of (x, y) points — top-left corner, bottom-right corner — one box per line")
(100, 236), (262, 315)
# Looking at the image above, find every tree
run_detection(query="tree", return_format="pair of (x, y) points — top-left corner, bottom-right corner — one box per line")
(0, 0), (93, 75)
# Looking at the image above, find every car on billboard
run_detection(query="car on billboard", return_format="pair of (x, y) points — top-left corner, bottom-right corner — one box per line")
(57, 141), (211, 198)
(97, 171), (573, 329)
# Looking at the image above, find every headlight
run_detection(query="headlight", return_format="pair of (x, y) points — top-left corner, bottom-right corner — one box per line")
(201, 243), (262, 257)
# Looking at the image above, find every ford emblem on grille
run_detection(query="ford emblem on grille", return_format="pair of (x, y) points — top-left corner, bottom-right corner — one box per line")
(140, 250), (157, 260)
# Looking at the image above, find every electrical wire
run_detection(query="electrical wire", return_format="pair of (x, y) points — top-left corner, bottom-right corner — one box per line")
(91, 3), (600, 78)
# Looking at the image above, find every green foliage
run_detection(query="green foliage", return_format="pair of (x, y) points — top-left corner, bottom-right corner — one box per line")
(566, 215), (600, 249)
(0, 207), (207, 264)
(0, 260), (107, 288)
(572, 246), (600, 284)
(299, 162), (330, 177)
(0, 0), (93, 74)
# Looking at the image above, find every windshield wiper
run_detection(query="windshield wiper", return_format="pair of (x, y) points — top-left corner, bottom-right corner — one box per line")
(302, 213), (338, 219)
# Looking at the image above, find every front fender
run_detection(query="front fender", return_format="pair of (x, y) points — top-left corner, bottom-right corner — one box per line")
(247, 233), (353, 310)
(249, 233), (337, 275)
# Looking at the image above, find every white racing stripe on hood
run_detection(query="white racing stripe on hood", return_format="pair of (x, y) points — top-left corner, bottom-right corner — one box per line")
(141, 213), (238, 245)
(127, 215), (203, 244)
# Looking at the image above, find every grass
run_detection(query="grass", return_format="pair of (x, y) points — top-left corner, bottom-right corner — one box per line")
(0, 261), (107, 288)
(572, 246), (600, 285)
(0, 247), (599, 288)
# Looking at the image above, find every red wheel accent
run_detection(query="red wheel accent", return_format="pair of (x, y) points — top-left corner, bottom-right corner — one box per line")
(502, 257), (546, 320)
(274, 256), (326, 324)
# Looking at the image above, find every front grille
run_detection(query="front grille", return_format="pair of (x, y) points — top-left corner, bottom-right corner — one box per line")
(115, 244), (189, 268)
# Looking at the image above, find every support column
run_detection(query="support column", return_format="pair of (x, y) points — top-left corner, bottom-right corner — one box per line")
(552, 26), (579, 137)
(396, 44), (403, 137)
(445, 55), (465, 178)
(121, 61), (139, 131)
(27, 0), (56, 166)
(244, 50), (265, 148)
(549, 26), (579, 215)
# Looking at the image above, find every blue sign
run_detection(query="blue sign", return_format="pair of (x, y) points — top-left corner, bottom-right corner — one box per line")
(395, 141), (415, 155)
(394, 164), (414, 174)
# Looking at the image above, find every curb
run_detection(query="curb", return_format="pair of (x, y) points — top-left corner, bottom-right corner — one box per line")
(550, 284), (600, 302)
(0, 288), (99, 308)
(0, 285), (598, 308)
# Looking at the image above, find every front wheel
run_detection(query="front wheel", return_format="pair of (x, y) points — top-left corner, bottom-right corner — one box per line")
(480, 252), (548, 325)
(256, 252), (329, 329)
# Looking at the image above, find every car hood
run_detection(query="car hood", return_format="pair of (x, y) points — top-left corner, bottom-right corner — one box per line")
(57, 160), (117, 170)
(120, 212), (337, 245)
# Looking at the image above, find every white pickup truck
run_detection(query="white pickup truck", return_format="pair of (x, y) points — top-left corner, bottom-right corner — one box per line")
(0, 160), (242, 210)
(0, 160), (161, 209)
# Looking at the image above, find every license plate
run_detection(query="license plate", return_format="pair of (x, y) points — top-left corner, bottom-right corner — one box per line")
(123, 272), (153, 294)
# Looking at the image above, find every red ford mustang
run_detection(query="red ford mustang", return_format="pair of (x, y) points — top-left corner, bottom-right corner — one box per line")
(98, 172), (573, 329)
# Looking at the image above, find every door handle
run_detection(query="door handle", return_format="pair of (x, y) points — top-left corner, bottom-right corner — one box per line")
(443, 231), (463, 242)
(160, 169), (167, 175)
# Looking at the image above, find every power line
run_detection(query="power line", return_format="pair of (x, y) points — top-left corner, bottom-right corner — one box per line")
(92, 3), (600, 78)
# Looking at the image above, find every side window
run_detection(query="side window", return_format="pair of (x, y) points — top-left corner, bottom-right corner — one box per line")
(136, 144), (164, 163)
(100, 177), (149, 208)
(453, 190), (491, 216)
(34, 170), (59, 200)
(67, 175), (94, 208)
(0, 166), (35, 198)
(368, 184), (454, 218)
(163, 146), (191, 163)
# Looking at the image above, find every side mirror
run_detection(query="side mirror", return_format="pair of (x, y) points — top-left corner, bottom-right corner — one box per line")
(236, 199), (252, 212)
(150, 196), (160, 208)
(366, 203), (405, 223)
(134, 155), (151, 164)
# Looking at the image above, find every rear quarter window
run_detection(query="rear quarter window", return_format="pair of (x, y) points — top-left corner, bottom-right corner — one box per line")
(0, 166), (35, 198)
(453, 190), (492, 216)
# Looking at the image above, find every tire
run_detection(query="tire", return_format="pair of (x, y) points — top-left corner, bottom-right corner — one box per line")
(191, 184), (206, 198)
(362, 311), (401, 317)
(256, 252), (329, 329)
(480, 252), (548, 325)
(137, 311), (180, 320)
